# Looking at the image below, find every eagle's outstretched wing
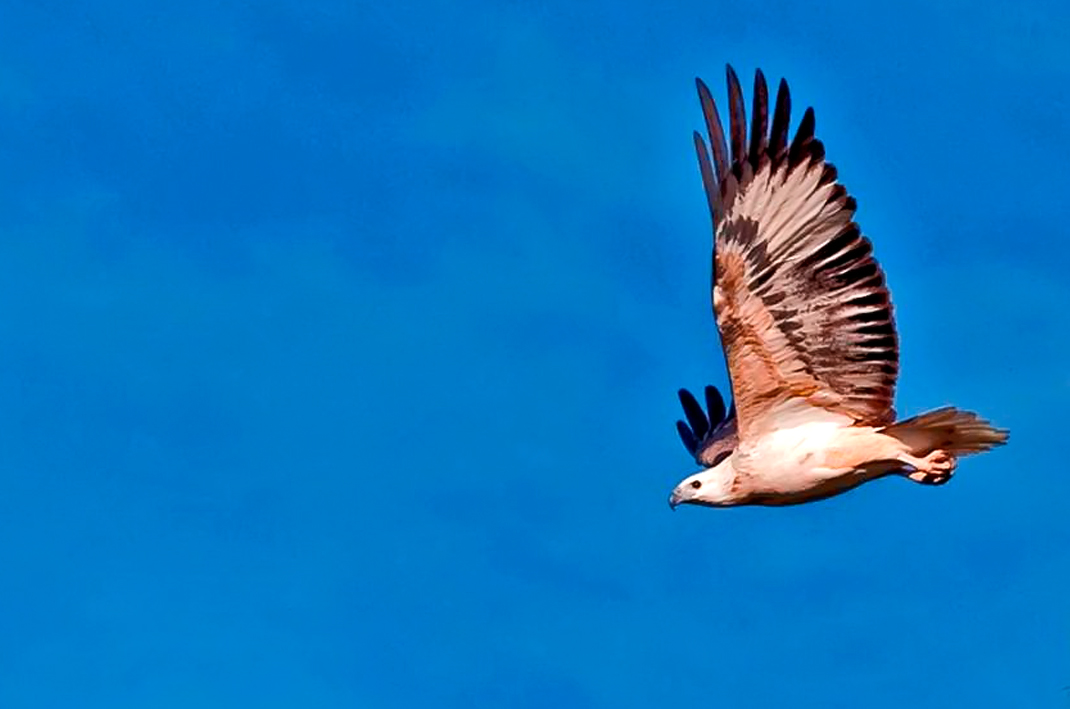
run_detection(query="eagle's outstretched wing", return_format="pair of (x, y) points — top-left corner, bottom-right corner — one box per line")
(694, 66), (899, 442)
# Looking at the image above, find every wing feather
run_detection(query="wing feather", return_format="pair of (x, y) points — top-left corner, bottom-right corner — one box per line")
(725, 66), (748, 172)
(748, 70), (768, 166)
(768, 78), (791, 163)
(694, 65), (899, 441)
(695, 78), (729, 180)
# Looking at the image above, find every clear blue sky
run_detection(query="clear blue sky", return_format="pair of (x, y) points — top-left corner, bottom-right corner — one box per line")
(0, 0), (1067, 706)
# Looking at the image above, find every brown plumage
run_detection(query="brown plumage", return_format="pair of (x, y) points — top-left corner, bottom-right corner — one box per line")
(694, 66), (898, 440)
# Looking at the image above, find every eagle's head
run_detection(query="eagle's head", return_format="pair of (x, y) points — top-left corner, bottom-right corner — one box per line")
(668, 455), (736, 509)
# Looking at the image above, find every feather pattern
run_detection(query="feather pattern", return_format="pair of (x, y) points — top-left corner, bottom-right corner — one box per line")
(693, 66), (899, 441)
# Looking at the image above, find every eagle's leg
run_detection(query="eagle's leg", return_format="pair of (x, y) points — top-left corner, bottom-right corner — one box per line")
(898, 449), (956, 485)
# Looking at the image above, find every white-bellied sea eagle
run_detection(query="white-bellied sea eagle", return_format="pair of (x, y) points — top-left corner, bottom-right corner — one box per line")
(668, 66), (1008, 509)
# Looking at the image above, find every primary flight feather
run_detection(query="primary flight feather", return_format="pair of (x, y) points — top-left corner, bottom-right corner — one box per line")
(668, 66), (1007, 509)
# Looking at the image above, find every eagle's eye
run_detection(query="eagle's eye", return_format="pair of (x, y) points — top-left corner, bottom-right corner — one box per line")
(690, 480), (702, 489)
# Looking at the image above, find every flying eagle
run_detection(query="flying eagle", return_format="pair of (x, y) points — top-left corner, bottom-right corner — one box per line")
(668, 66), (1007, 509)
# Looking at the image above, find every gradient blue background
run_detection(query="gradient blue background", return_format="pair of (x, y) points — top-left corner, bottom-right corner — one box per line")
(1, 1), (1067, 706)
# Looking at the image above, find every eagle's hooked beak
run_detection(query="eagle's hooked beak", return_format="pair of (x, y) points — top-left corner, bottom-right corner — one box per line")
(668, 489), (683, 510)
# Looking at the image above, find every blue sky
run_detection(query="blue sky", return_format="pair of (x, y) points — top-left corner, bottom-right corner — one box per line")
(0, 0), (1068, 706)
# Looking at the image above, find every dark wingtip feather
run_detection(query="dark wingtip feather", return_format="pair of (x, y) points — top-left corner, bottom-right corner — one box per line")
(748, 69), (769, 167)
(678, 388), (710, 439)
(788, 106), (816, 167)
(769, 77), (791, 163)
(809, 138), (826, 164)
(695, 77), (729, 179)
(725, 64), (747, 167)
(693, 131), (721, 222)
(704, 385), (726, 426)
(822, 163), (839, 185)
(676, 420), (698, 455)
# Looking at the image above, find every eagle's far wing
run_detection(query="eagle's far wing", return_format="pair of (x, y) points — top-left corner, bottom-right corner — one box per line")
(693, 66), (899, 442)
(675, 385), (739, 467)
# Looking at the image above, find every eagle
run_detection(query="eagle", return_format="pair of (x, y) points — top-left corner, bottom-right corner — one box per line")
(668, 66), (1008, 509)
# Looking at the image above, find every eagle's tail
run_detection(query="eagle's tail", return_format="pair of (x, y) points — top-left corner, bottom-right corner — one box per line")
(882, 407), (1008, 457)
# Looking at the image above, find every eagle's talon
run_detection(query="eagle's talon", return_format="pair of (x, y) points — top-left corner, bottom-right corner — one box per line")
(904, 449), (956, 485)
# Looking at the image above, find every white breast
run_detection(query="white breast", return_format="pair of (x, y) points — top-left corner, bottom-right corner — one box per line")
(736, 401), (857, 494)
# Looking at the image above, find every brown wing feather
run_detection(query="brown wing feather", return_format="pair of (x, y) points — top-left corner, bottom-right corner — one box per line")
(694, 66), (899, 441)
